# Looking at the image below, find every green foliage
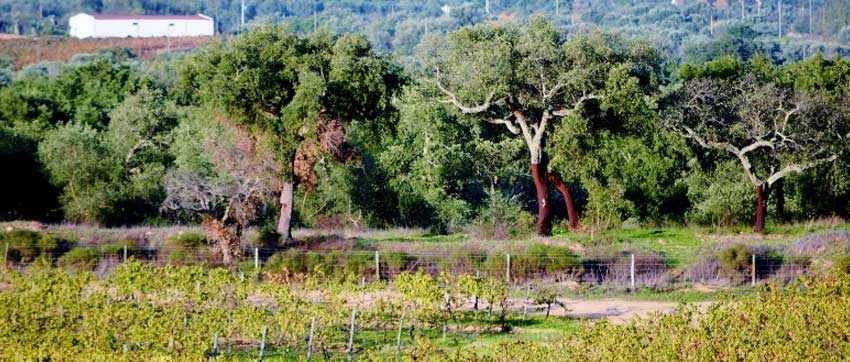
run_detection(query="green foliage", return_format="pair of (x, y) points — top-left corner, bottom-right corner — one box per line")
(255, 224), (280, 248)
(684, 160), (757, 226)
(484, 245), (582, 281)
(166, 232), (206, 248)
(38, 87), (177, 224)
(835, 255), (850, 275)
(471, 191), (535, 239)
(583, 179), (634, 232)
(417, 275), (850, 360)
(533, 285), (567, 318)
(56, 247), (99, 271)
(161, 232), (206, 265)
(2, 229), (68, 262)
(718, 244), (752, 275)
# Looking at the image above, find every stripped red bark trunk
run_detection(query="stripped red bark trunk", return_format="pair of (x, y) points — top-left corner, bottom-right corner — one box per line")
(754, 184), (770, 233)
(548, 174), (579, 231)
(531, 163), (552, 236)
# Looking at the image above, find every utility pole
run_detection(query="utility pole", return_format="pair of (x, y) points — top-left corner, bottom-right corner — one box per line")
(741, 0), (745, 21)
(555, 0), (559, 17)
(778, 0), (783, 38)
(240, 0), (245, 33)
(485, 0), (490, 15)
(809, 0), (813, 35)
(214, 0), (220, 35)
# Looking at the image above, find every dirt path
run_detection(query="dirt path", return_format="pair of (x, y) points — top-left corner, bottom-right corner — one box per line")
(456, 297), (710, 324)
(289, 289), (710, 325)
(548, 298), (710, 324)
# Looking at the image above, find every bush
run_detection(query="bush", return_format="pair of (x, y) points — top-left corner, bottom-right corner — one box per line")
(101, 239), (139, 258)
(166, 232), (206, 248)
(57, 247), (100, 271)
(835, 255), (850, 275)
(718, 244), (751, 274)
(167, 248), (195, 265)
(470, 192), (534, 240)
(485, 245), (583, 281)
(684, 161), (755, 226)
(161, 232), (206, 265)
(2, 230), (69, 261)
(255, 225), (280, 248)
(438, 248), (487, 274)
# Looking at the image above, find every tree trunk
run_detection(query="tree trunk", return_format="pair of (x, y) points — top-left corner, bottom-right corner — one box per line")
(774, 179), (785, 221)
(549, 173), (580, 231)
(277, 180), (294, 243)
(754, 184), (770, 233)
(531, 163), (552, 236)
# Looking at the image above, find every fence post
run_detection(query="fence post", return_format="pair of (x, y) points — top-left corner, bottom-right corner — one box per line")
(123, 245), (128, 263)
(3, 242), (8, 266)
(254, 248), (259, 269)
(522, 284), (531, 320)
(258, 325), (268, 362)
(375, 251), (380, 281)
(751, 254), (756, 286)
(442, 293), (450, 343)
(506, 253), (511, 283)
(396, 308), (406, 354)
(212, 332), (219, 362)
(347, 309), (357, 362)
(307, 317), (316, 362)
(630, 254), (636, 289)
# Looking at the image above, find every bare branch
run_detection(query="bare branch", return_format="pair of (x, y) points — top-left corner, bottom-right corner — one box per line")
(552, 94), (601, 117)
(767, 154), (839, 186)
(739, 140), (774, 156)
(680, 125), (763, 186)
(487, 117), (520, 135)
(513, 111), (535, 150)
(434, 66), (497, 114)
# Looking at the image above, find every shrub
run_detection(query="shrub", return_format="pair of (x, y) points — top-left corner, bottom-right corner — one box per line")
(718, 244), (751, 274)
(470, 192), (534, 240)
(486, 245), (583, 281)
(438, 249), (487, 274)
(381, 251), (415, 277)
(166, 232), (206, 248)
(684, 161), (755, 226)
(255, 224), (280, 248)
(835, 255), (850, 275)
(167, 248), (194, 265)
(161, 232), (206, 265)
(3, 230), (69, 261)
(342, 253), (376, 278)
(57, 247), (99, 271)
(101, 239), (139, 258)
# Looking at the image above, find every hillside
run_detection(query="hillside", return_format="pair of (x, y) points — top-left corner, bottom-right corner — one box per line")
(0, 35), (218, 69)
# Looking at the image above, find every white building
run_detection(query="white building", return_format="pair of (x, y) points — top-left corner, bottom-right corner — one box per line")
(69, 13), (214, 39)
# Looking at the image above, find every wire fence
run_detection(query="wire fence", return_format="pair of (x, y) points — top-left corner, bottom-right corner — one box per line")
(0, 242), (819, 288)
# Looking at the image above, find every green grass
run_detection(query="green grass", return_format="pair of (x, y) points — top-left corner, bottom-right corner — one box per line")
(351, 222), (849, 259)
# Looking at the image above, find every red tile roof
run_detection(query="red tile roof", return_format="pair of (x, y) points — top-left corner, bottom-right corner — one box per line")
(92, 14), (210, 21)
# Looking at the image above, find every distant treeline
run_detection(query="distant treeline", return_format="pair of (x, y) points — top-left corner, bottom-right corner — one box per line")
(2, 0), (850, 64)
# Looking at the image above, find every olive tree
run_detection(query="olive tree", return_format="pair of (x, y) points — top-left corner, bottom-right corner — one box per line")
(418, 17), (660, 235)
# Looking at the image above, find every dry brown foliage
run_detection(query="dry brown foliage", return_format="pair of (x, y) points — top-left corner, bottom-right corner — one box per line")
(293, 114), (360, 191)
